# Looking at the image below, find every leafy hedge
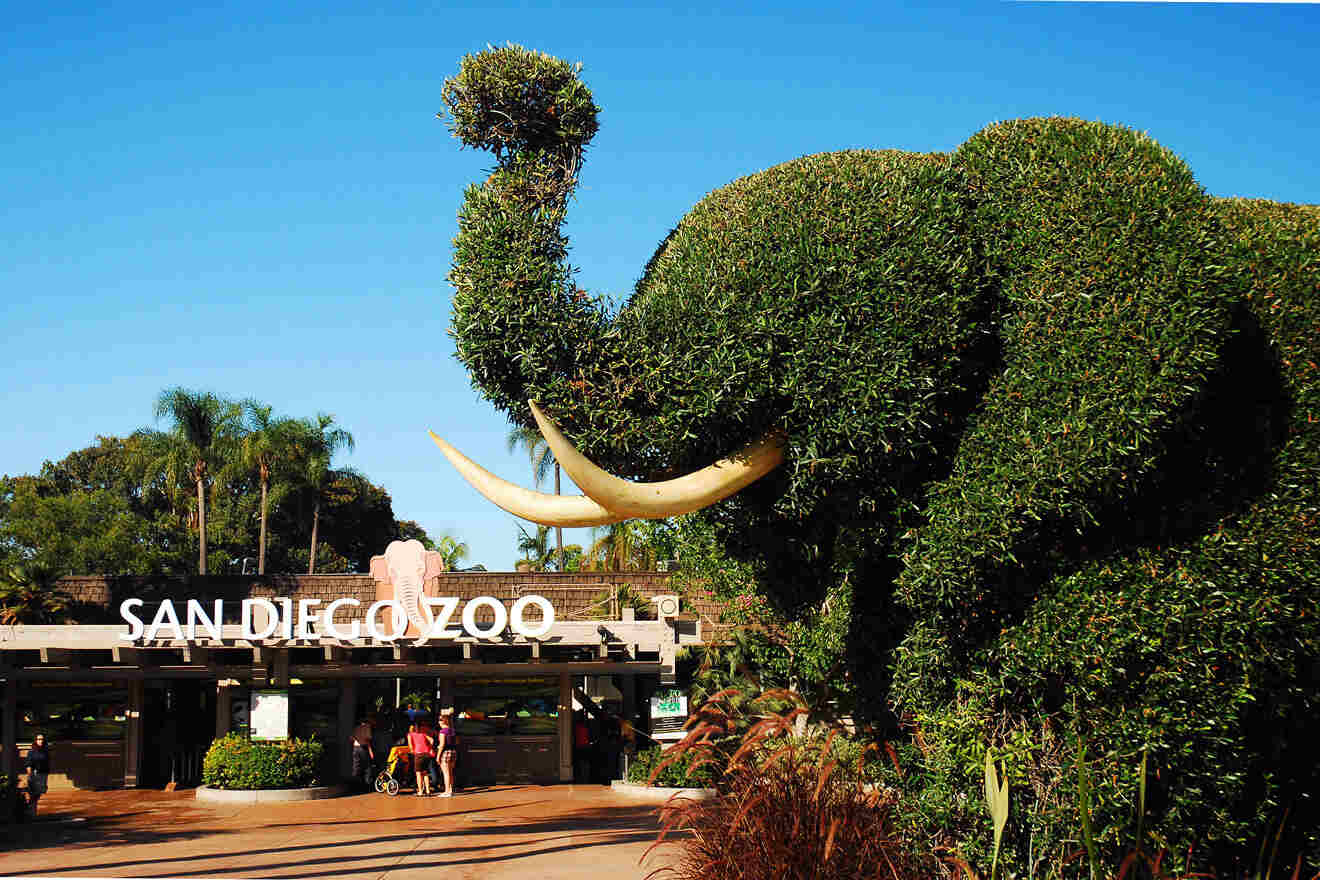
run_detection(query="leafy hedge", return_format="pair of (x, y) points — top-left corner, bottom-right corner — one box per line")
(628, 745), (720, 789)
(201, 734), (323, 790)
(442, 47), (1320, 874)
(884, 195), (1320, 873)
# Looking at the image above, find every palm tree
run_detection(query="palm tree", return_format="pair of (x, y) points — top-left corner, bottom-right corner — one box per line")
(0, 562), (70, 624)
(235, 402), (299, 575)
(586, 520), (657, 572)
(506, 423), (564, 568)
(514, 523), (555, 571)
(139, 388), (244, 574)
(291, 414), (355, 574)
(435, 534), (470, 570)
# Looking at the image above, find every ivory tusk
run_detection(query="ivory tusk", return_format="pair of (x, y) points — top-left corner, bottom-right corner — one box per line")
(428, 430), (626, 527)
(528, 401), (785, 519)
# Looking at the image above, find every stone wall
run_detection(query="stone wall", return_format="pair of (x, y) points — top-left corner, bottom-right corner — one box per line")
(55, 571), (728, 626)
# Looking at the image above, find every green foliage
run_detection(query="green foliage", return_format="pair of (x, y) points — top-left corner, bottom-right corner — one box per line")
(585, 519), (656, 571)
(585, 583), (653, 620)
(514, 523), (554, 571)
(441, 43), (599, 165)
(443, 48), (1320, 875)
(0, 395), (429, 582)
(0, 562), (70, 624)
(434, 534), (469, 570)
(627, 745), (718, 788)
(201, 734), (323, 790)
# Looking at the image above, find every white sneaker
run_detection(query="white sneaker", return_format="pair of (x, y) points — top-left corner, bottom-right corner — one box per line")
(440, 792), (453, 797)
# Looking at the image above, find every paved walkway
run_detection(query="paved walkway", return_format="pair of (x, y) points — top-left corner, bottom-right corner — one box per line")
(0, 785), (682, 879)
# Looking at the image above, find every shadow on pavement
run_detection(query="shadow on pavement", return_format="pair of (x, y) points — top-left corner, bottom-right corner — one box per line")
(0, 788), (682, 879)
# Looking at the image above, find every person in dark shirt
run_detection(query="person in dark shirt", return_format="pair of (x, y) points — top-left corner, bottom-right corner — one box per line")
(435, 712), (459, 797)
(25, 733), (50, 817)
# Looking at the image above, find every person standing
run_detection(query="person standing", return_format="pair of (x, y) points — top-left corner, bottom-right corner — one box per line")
(349, 717), (375, 791)
(25, 734), (50, 818)
(435, 712), (459, 797)
(407, 723), (434, 797)
(572, 713), (591, 783)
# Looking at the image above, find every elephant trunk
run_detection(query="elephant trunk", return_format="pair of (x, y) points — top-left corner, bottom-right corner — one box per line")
(444, 45), (622, 444)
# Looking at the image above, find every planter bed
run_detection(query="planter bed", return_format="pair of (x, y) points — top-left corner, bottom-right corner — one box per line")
(609, 780), (716, 801)
(196, 783), (348, 804)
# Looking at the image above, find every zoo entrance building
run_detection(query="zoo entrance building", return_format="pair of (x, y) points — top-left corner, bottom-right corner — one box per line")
(1, 562), (715, 791)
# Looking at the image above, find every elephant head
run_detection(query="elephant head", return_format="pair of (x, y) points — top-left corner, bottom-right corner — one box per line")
(434, 45), (1240, 613)
(369, 539), (446, 644)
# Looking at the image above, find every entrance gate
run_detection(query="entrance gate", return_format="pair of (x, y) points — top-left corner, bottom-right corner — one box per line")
(452, 676), (559, 784)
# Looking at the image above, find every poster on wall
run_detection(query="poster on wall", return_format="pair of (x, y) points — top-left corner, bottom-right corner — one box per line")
(251, 689), (289, 741)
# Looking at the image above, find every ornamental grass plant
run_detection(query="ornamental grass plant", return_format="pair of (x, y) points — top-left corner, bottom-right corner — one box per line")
(643, 690), (932, 880)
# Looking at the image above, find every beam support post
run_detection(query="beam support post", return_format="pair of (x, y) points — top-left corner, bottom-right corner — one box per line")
(2, 678), (16, 779)
(558, 672), (573, 782)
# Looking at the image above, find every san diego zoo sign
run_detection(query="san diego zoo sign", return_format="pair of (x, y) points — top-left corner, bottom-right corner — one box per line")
(117, 595), (556, 644)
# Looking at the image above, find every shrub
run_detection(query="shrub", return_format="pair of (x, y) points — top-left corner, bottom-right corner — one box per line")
(201, 734), (323, 790)
(883, 195), (1320, 876)
(628, 746), (719, 789)
(644, 699), (931, 880)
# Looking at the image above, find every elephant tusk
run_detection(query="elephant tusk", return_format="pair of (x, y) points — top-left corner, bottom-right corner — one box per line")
(528, 401), (785, 519)
(429, 430), (626, 527)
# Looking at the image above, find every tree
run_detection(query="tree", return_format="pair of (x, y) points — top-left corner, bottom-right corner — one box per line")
(0, 562), (70, 624)
(290, 414), (355, 574)
(514, 523), (554, 571)
(586, 519), (656, 571)
(434, 534), (470, 570)
(234, 402), (300, 575)
(138, 388), (244, 575)
(506, 423), (564, 568)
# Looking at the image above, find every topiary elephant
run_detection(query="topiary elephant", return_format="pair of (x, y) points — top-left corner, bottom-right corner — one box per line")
(433, 45), (1319, 871)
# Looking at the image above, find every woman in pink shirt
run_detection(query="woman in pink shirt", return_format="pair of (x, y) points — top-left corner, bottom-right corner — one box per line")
(407, 723), (435, 796)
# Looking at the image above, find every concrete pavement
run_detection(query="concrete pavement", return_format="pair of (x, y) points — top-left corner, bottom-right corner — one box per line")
(0, 784), (686, 879)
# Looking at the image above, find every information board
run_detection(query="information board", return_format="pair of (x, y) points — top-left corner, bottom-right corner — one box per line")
(649, 688), (688, 719)
(251, 689), (289, 741)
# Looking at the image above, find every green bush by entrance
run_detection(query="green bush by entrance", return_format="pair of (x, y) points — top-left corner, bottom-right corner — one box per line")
(627, 745), (720, 789)
(202, 734), (323, 790)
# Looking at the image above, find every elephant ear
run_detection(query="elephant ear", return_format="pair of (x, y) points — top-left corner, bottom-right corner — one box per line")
(424, 551), (447, 579)
(897, 119), (1234, 655)
(368, 554), (389, 586)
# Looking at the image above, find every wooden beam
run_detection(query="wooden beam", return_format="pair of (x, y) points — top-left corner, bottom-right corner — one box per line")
(287, 661), (662, 679)
(182, 645), (209, 665)
(572, 685), (613, 722)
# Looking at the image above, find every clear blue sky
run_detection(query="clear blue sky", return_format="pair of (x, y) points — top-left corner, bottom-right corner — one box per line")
(2, 1), (1317, 571)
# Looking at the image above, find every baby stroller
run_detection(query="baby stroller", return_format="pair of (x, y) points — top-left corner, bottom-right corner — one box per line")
(374, 744), (414, 796)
